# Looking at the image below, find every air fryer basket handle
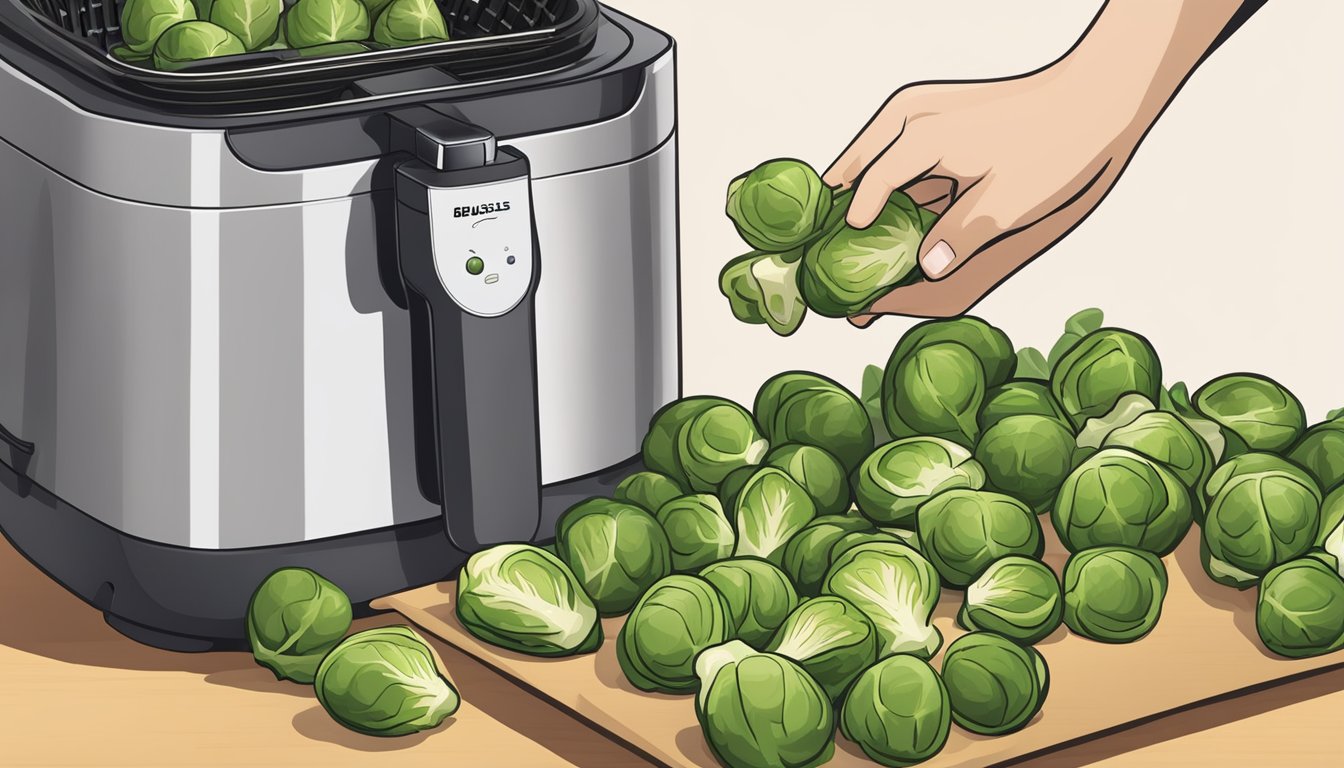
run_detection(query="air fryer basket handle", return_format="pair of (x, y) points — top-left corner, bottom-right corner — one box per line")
(391, 111), (542, 551)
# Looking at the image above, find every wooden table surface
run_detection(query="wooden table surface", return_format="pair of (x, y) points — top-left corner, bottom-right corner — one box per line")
(0, 535), (1338, 768)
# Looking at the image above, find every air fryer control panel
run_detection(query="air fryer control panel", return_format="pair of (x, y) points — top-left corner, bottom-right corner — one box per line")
(427, 178), (536, 318)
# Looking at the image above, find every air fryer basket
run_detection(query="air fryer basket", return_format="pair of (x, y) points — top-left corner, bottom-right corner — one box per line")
(4, 0), (600, 98)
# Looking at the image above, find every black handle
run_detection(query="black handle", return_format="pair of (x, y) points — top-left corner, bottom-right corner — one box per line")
(389, 112), (543, 551)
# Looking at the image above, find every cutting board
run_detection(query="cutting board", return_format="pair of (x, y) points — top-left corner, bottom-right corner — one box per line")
(373, 527), (1344, 768)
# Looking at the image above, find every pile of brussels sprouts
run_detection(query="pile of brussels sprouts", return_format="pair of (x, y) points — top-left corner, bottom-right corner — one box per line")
(113, 0), (449, 71)
(719, 158), (936, 336)
(451, 306), (1343, 767)
(245, 568), (462, 736)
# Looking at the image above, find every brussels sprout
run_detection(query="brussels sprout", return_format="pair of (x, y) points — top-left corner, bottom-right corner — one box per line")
(719, 251), (809, 336)
(1049, 328), (1163, 429)
(822, 541), (943, 658)
(642, 397), (768, 492)
(941, 632), (1049, 735)
(246, 567), (353, 684)
(371, 0), (448, 47)
(209, 0), (281, 50)
(720, 252), (768, 325)
(1200, 453), (1322, 588)
(1255, 556), (1344, 658)
(1063, 546), (1167, 643)
(1076, 395), (1215, 499)
(1194, 374), (1306, 456)
(726, 159), (833, 253)
(618, 575), (734, 692)
(781, 515), (875, 597)
(1051, 448), (1193, 556)
(656, 494), (735, 572)
(960, 556), (1063, 645)
(799, 190), (928, 317)
(840, 654), (950, 768)
(717, 464), (757, 520)
(314, 626), (459, 736)
(457, 544), (602, 657)
(764, 596), (878, 701)
(886, 342), (986, 447)
(695, 641), (836, 768)
(120, 0), (197, 55)
(732, 467), (818, 564)
(613, 471), (685, 515)
(700, 558), (800, 647)
(1160, 381), (1228, 463)
(1045, 307), (1106, 369)
(917, 489), (1044, 587)
(852, 437), (986, 528)
(975, 414), (1077, 513)
(883, 317), (1017, 412)
(764, 443), (851, 516)
(1287, 419), (1344, 491)
(754, 372), (874, 473)
(978, 379), (1069, 432)
(285, 0), (371, 48)
(151, 20), (246, 69)
(1320, 486), (1344, 550)
(554, 498), (672, 616)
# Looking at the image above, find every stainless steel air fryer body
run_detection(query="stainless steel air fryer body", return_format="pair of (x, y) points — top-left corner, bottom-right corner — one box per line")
(0, 5), (678, 649)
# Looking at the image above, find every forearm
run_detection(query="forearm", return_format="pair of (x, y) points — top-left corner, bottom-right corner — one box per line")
(1058, 0), (1265, 134)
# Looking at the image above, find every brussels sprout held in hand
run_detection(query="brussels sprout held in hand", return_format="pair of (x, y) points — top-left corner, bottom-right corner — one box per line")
(840, 654), (951, 768)
(456, 543), (602, 657)
(852, 436), (986, 528)
(315, 626), (460, 736)
(917, 489), (1043, 587)
(799, 190), (928, 317)
(764, 596), (879, 701)
(726, 159), (833, 253)
(554, 498), (672, 616)
(695, 641), (836, 768)
(246, 567), (353, 684)
(941, 631), (1049, 735)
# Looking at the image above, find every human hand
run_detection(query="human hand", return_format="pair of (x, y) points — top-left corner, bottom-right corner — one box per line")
(824, 0), (1261, 325)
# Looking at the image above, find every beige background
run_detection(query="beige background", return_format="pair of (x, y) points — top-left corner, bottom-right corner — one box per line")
(606, 0), (1344, 419)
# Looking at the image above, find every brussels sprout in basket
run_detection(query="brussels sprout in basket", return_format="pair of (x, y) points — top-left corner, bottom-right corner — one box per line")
(1200, 453), (1322, 588)
(1063, 546), (1168, 643)
(656, 494), (736, 573)
(613, 470), (686, 515)
(754, 372), (874, 474)
(1049, 327), (1163, 430)
(822, 541), (943, 659)
(731, 467), (818, 565)
(118, 0), (198, 60)
(554, 498), (672, 616)
(315, 626), (460, 737)
(618, 574), (734, 693)
(246, 567), (353, 684)
(781, 515), (875, 597)
(456, 544), (602, 657)
(209, 0), (282, 51)
(916, 489), (1043, 588)
(1051, 448), (1194, 556)
(152, 20), (247, 70)
(373, 0), (450, 48)
(1194, 373), (1306, 456)
(764, 596), (878, 701)
(975, 414), (1077, 513)
(695, 641), (836, 768)
(726, 159), (833, 253)
(852, 436), (986, 528)
(840, 654), (951, 768)
(960, 556), (1063, 645)
(700, 558), (800, 648)
(285, 0), (371, 48)
(941, 632), (1049, 736)
(1255, 555), (1344, 659)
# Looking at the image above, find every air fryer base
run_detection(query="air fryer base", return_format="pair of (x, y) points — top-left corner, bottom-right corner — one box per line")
(0, 455), (639, 652)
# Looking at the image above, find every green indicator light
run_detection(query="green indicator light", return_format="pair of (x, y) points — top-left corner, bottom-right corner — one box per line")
(466, 257), (485, 275)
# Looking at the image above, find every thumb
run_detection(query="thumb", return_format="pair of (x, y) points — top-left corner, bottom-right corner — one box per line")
(917, 183), (1017, 281)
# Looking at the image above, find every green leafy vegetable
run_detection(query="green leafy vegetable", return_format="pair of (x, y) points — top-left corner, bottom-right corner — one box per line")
(315, 626), (459, 736)
(246, 567), (353, 684)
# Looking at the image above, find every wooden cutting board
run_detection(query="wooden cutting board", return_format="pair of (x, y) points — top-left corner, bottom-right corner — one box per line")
(373, 527), (1344, 768)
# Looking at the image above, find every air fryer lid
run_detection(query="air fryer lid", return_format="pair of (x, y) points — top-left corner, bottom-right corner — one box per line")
(3, 0), (600, 99)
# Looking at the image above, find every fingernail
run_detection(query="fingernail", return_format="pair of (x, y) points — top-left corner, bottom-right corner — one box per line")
(923, 241), (955, 278)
